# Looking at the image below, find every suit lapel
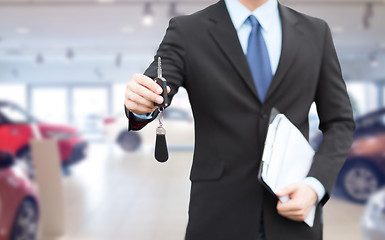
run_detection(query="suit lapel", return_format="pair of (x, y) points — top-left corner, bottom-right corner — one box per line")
(265, 4), (304, 102)
(208, 1), (261, 102)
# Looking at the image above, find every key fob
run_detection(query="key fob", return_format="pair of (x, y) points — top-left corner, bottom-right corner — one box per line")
(154, 77), (169, 108)
(155, 125), (168, 162)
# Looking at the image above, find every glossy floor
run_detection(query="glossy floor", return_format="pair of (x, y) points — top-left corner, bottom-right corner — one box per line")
(45, 143), (365, 240)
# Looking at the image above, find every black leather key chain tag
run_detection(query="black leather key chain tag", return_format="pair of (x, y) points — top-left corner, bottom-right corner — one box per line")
(154, 57), (169, 162)
(155, 108), (169, 162)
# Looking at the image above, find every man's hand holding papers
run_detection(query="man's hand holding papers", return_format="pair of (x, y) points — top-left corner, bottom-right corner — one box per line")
(276, 183), (318, 222)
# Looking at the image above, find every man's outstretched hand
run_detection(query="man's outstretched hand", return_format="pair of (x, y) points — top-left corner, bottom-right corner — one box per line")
(125, 74), (171, 115)
(276, 183), (318, 222)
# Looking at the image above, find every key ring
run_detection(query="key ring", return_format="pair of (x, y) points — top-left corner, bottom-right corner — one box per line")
(158, 107), (164, 127)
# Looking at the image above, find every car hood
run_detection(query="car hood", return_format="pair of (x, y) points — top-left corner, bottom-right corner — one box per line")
(37, 123), (77, 134)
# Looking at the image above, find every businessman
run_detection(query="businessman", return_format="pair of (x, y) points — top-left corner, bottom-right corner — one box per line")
(124, 0), (355, 239)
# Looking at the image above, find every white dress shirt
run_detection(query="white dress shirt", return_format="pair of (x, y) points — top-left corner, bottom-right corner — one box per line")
(224, 0), (282, 75)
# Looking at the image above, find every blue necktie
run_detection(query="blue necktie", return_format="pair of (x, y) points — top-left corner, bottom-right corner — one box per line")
(246, 15), (273, 102)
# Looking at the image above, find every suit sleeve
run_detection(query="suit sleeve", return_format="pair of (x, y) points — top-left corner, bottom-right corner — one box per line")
(127, 17), (186, 131)
(308, 21), (355, 206)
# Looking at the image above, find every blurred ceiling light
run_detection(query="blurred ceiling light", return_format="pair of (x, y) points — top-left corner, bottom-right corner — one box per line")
(35, 53), (44, 65)
(169, 2), (178, 18)
(121, 26), (134, 34)
(97, 0), (115, 3)
(66, 48), (75, 61)
(143, 2), (154, 27)
(362, 3), (373, 29)
(16, 27), (30, 35)
(115, 53), (122, 68)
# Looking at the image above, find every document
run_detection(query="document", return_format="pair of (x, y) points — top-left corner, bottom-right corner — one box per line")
(258, 112), (316, 227)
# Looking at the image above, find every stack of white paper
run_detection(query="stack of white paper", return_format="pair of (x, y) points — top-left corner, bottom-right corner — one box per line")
(260, 113), (316, 227)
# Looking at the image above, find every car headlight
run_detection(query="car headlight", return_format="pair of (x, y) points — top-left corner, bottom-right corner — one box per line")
(44, 131), (72, 140)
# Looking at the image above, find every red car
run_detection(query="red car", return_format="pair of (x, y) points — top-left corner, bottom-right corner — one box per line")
(0, 151), (39, 240)
(0, 101), (88, 177)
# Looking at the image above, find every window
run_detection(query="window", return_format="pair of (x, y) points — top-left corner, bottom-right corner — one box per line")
(0, 84), (26, 108)
(73, 87), (108, 136)
(346, 82), (377, 117)
(0, 103), (32, 123)
(31, 87), (68, 125)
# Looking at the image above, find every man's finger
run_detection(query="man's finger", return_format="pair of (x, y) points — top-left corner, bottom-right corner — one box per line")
(126, 91), (158, 109)
(277, 201), (308, 221)
(131, 83), (164, 104)
(278, 206), (304, 215)
(283, 215), (307, 222)
(276, 183), (299, 197)
(276, 199), (302, 212)
(133, 74), (163, 94)
(167, 86), (171, 94)
(125, 99), (157, 115)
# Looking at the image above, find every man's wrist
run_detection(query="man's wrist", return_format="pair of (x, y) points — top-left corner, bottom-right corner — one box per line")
(132, 112), (153, 121)
(303, 177), (326, 204)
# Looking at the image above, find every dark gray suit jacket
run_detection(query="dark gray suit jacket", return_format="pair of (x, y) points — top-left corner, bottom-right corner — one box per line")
(126, 1), (355, 239)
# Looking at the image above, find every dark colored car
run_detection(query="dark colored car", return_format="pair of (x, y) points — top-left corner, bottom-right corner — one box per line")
(0, 151), (39, 240)
(311, 108), (385, 203)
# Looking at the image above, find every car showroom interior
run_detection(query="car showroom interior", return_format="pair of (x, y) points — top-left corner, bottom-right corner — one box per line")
(0, 0), (384, 240)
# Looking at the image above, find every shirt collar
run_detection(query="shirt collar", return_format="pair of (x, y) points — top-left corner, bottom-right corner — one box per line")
(225, 0), (279, 32)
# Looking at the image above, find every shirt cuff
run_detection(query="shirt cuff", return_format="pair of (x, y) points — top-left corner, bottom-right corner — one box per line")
(132, 112), (153, 120)
(303, 177), (326, 204)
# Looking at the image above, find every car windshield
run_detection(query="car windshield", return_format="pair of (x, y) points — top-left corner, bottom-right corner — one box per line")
(0, 104), (38, 123)
(355, 112), (385, 137)
(358, 113), (385, 128)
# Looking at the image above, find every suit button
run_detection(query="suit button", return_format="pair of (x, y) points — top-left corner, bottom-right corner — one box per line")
(260, 112), (268, 119)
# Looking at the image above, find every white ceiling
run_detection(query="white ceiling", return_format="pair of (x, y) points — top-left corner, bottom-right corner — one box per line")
(0, 0), (384, 83)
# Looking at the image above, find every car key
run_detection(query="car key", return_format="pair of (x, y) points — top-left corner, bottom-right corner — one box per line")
(154, 57), (169, 108)
(154, 57), (169, 162)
